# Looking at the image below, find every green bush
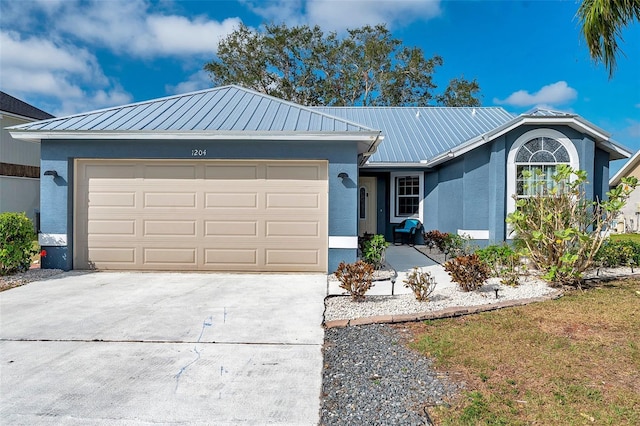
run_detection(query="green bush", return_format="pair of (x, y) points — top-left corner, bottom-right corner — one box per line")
(362, 234), (389, 269)
(475, 244), (521, 286)
(595, 239), (640, 268)
(0, 212), (37, 275)
(334, 260), (374, 302)
(506, 165), (637, 287)
(444, 254), (490, 292)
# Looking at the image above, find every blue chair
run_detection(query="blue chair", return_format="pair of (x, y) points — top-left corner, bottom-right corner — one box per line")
(393, 219), (423, 246)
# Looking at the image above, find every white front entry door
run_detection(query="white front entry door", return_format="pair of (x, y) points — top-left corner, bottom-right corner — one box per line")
(358, 176), (377, 236)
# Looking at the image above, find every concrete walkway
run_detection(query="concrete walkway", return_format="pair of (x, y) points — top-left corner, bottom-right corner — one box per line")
(328, 244), (455, 296)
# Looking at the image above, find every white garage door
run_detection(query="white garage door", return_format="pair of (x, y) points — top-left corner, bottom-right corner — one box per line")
(74, 160), (328, 272)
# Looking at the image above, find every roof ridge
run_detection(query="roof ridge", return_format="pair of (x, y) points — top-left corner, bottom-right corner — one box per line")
(20, 85), (379, 132)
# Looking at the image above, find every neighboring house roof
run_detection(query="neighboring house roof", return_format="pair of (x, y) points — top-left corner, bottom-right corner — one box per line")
(313, 106), (515, 163)
(610, 149), (640, 186)
(0, 91), (54, 120)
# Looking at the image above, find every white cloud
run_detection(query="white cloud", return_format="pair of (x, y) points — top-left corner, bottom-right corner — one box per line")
(242, 0), (441, 31)
(1, 0), (241, 58)
(0, 30), (132, 115)
(166, 70), (212, 95)
(145, 15), (241, 56)
(0, 0), (240, 115)
(493, 81), (578, 107)
(39, 0), (241, 58)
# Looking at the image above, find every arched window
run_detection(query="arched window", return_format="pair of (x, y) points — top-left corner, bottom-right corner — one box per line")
(506, 129), (579, 216)
(515, 137), (570, 197)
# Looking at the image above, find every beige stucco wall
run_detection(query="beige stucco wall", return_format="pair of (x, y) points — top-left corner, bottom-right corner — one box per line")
(1, 114), (41, 166)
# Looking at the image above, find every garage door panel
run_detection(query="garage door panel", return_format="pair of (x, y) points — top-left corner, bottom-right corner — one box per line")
(88, 220), (136, 236)
(143, 248), (196, 264)
(143, 165), (196, 179)
(204, 249), (258, 266)
(205, 193), (258, 208)
(83, 164), (137, 179)
(144, 192), (197, 208)
(89, 247), (136, 264)
(265, 221), (319, 237)
(266, 193), (319, 209)
(205, 165), (258, 179)
(266, 249), (319, 266)
(266, 164), (322, 180)
(89, 192), (136, 207)
(143, 220), (196, 236)
(76, 160), (327, 272)
(205, 221), (257, 236)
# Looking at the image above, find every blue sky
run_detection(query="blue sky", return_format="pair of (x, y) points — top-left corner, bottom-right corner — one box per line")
(1, 0), (638, 172)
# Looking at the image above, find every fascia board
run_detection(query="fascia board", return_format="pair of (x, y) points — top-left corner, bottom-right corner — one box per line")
(362, 162), (432, 169)
(425, 116), (629, 168)
(9, 129), (381, 142)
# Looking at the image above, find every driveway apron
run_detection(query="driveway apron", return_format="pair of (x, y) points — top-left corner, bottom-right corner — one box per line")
(0, 271), (326, 425)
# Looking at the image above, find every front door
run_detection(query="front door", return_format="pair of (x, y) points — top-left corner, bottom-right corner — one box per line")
(358, 176), (377, 236)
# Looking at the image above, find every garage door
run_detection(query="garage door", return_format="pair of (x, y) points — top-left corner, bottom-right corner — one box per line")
(74, 160), (328, 272)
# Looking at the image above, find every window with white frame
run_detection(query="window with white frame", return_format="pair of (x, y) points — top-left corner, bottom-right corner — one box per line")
(390, 172), (423, 223)
(506, 129), (579, 217)
(515, 137), (571, 197)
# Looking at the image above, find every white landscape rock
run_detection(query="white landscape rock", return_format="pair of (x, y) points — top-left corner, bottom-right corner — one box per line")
(324, 266), (638, 322)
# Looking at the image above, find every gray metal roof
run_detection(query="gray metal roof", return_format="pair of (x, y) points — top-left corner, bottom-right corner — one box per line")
(312, 106), (515, 163)
(522, 108), (576, 118)
(10, 85), (376, 133)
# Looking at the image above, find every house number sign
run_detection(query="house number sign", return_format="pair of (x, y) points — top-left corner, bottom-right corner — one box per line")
(191, 149), (207, 156)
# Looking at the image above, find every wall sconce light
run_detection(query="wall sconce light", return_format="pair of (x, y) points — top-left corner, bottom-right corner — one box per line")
(44, 170), (59, 178)
(338, 172), (349, 180)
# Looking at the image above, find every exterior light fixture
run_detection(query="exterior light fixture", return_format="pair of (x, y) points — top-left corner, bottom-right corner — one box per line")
(338, 172), (349, 180)
(43, 170), (59, 178)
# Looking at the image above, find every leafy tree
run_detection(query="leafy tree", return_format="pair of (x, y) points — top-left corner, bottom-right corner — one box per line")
(435, 76), (481, 107)
(577, 0), (640, 78)
(205, 23), (481, 107)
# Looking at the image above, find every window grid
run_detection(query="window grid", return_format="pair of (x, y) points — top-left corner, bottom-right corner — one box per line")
(515, 137), (570, 197)
(396, 176), (420, 216)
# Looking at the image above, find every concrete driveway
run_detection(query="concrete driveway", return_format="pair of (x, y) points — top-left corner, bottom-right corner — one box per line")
(0, 271), (326, 425)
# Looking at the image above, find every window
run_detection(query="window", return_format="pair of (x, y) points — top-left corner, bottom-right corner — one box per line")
(506, 129), (579, 217)
(515, 137), (570, 197)
(390, 172), (423, 223)
(359, 186), (366, 219)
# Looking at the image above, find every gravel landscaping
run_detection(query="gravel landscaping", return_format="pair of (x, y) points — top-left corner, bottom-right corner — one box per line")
(321, 323), (459, 426)
(0, 267), (64, 292)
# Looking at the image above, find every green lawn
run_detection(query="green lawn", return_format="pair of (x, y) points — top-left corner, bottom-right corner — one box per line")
(610, 233), (640, 243)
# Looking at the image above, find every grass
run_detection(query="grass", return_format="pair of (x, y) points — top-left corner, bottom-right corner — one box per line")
(405, 279), (640, 425)
(610, 233), (640, 243)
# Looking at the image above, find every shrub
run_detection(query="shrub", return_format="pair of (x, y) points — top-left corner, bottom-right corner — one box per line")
(506, 165), (637, 287)
(334, 260), (374, 302)
(444, 254), (490, 292)
(475, 244), (522, 286)
(403, 267), (437, 301)
(362, 234), (389, 269)
(0, 212), (37, 276)
(424, 230), (449, 252)
(595, 239), (640, 268)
